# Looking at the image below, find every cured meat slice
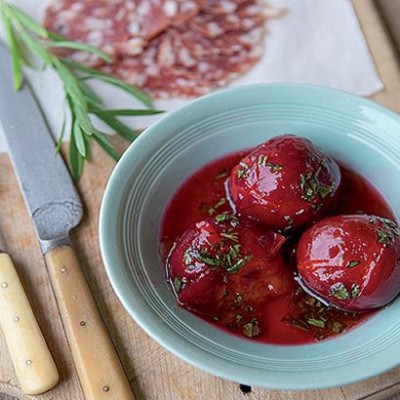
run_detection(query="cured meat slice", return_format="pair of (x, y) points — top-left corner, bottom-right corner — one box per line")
(189, 0), (268, 38)
(198, 0), (249, 15)
(43, 0), (200, 65)
(44, 0), (281, 98)
(101, 22), (266, 98)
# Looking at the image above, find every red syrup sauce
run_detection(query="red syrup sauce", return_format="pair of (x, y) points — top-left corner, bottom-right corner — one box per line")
(161, 151), (396, 345)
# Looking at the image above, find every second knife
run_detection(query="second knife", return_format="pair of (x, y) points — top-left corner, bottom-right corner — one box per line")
(0, 43), (135, 400)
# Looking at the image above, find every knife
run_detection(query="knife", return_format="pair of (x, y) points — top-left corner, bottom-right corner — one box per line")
(0, 228), (59, 395)
(0, 43), (135, 400)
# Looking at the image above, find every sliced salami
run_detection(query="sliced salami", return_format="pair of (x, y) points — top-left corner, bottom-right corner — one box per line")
(101, 22), (266, 98)
(198, 0), (249, 15)
(44, 0), (282, 98)
(189, 0), (268, 38)
(43, 0), (200, 65)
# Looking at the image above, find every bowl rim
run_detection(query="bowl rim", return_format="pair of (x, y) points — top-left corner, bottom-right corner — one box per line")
(99, 83), (400, 390)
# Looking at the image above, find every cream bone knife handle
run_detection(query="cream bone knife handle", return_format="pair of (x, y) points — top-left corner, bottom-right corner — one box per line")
(0, 252), (59, 395)
(45, 245), (135, 400)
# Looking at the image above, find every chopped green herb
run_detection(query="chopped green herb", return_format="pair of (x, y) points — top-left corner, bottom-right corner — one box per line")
(331, 321), (343, 334)
(257, 155), (268, 166)
(229, 244), (242, 259)
(215, 169), (228, 180)
(214, 197), (227, 209)
(183, 252), (192, 265)
(197, 252), (221, 267)
(237, 162), (249, 179)
(242, 319), (261, 338)
(299, 172), (319, 202)
(207, 207), (216, 216)
(299, 163), (333, 202)
(347, 260), (360, 269)
(221, 232), (239, 242)
(377, 228), (391, 245)
(227, 254), (253, 274)
(351, 283), (361, 298)
(330, 283), (350, 300)
(319, 184), (332, 198)
(173, 277), (182, 293)
(290, 320), (310, 332)
(214, 212), (239, 227)
(268, 163), (284, 172)
(307, 318), (325, 328)
(381, 218), (398, 230)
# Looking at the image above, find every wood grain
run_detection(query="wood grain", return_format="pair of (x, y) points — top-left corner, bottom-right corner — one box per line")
(0, 1), (399, 399)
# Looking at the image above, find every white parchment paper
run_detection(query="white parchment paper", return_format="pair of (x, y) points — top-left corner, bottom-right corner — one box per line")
(0, 0), (383, 152)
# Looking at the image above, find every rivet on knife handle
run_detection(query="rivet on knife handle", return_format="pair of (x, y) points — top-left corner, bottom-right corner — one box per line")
(45, 245), (135, 400)
(0, 253), (59, 395)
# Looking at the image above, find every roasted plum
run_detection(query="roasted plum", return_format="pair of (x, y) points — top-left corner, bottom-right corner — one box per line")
(167, 213), (292, 336)
(296, 215), (400, 311)
(229, 135), (341, 232)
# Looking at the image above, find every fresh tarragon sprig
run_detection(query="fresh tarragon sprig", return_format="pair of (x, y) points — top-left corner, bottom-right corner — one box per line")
(0, 1), (162, 180)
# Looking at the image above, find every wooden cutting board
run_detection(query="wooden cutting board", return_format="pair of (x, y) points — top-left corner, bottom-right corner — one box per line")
(0, 1), (399, 399)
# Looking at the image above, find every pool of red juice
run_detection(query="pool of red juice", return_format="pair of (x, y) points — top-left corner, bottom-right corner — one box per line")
(161, 151), (396, 345)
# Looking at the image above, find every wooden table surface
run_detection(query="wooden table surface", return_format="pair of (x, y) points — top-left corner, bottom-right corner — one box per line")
(0, 1), (399, 399)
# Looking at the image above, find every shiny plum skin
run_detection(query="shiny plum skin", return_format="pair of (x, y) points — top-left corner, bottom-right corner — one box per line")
(296, 215), (400, 311)
(167, 215), (292, 319)
(229, 135), (341, 232)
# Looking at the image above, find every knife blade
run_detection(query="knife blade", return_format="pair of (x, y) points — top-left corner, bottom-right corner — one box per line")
(0, 42), (135, 400)
(0, 225), (59, 395)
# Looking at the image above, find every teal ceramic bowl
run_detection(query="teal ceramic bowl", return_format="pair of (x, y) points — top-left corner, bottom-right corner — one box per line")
(99, 84), (400, 390)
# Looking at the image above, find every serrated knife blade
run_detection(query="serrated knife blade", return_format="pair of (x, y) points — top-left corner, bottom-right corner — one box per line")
(0, 42), (135, 400)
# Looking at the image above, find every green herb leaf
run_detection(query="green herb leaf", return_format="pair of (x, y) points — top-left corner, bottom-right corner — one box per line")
(90, 108), (138, 142)
(1, 7), (23, 89)
(92, 131), (120, 161)
(319, 184), (332, 198)
(77, 80), (103, 106)
(214, 213), (238, 226)
(220, 232), (239, 242)
(307, 318), (325, 328)
(47, 41), (112, 63)
(227, 254), (252, 274)
(376, 228), (391, 245)
(62, 58), (153, 107)
(347, 260), (360, 269)
(68, 120), (84, 181)
(197, 252), (221, 267)
(0, 1), (160, 180)
(215, 169), (228, 180)
(330, 283), (350, 300)
(257, 155), (268, 166)
(351, 283), (361, 299)
(93, 108), (164, 117)
(7, 3), (49, 38)
(214, 198), (226, 209)
(72, 119), (87, 157)
(173, 277), (182, 293)
(237, 162), (249, 179)
(331, 321), (343, 334)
